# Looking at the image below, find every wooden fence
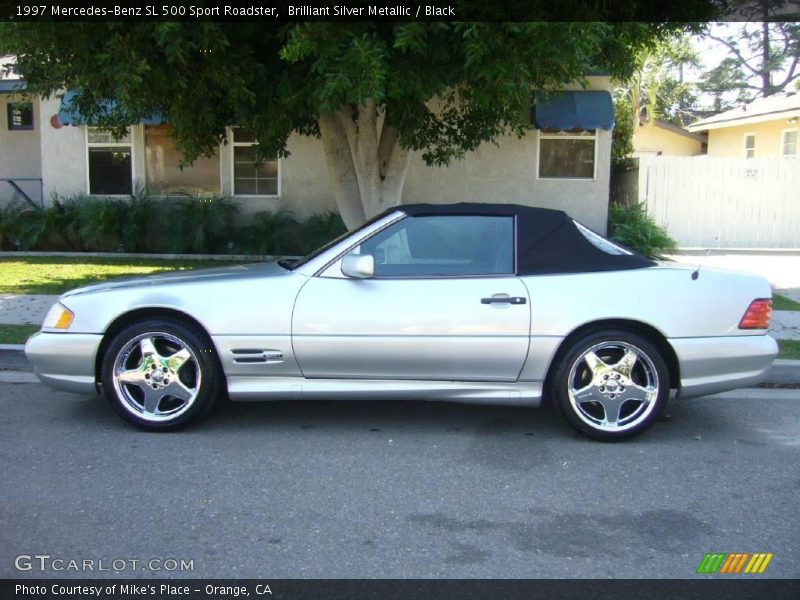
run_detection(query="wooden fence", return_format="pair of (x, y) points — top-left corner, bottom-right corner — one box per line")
(631, 156), (800, 248)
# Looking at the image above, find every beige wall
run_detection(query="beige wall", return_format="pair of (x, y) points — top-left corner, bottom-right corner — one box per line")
(33, 76), (614, 233)
(39, 96), (88, 199)
(0, 93), (42, 203)
(219, 131), (336, 218)
(633, 123), (704, 156)
(706, 120), (799, 158)
(220, 126), (613, 232)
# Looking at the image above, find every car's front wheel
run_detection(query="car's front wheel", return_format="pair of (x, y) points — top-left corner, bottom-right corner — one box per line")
(551, 330), (670, 441)
(100, 318), (222, 430)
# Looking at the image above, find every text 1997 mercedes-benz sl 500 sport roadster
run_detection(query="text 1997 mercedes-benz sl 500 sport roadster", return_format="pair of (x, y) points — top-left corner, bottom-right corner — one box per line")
(26, 203), (777, 440)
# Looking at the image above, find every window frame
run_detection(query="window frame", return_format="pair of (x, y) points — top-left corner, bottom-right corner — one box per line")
(84, 126), (134, 196)
(335, 214), (519, 280)
(743, 133), (756, 159)
(229, 127), (281, 198)
(6, 101), (34, 131)
(535, 129), (598, 181)
(780, 128), (798, 159)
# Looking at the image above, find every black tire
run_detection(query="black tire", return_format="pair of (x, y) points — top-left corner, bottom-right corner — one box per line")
(551, 329), (670, 441)
(100, 318), (223, 431)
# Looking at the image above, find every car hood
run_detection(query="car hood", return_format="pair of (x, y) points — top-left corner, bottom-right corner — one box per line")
(61, 261), (290, 298)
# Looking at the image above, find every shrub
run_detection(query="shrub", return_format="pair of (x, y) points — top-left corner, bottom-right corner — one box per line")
(14, 197), (85, 251)
(169, 195), (239, 254)
(238, 208), (302, 255)
(297, 210), (347, 254)
(123, 189), (157, 252)
(1, 191), (347, 256)
(0, 201), (25, 250)
(608, 202), (677, 259)
(75, 196), (130, 252)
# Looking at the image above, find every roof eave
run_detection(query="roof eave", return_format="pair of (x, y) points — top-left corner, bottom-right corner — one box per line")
(689, 109), (800, 132)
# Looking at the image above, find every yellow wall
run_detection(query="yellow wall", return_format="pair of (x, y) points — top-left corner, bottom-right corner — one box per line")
(633, 123), (704, 156)
(706, 120), (799, 158)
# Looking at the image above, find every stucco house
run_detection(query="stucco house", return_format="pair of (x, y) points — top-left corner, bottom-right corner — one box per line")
(632, 117), (706, 157)
(1, 55), (616, 233)
(687, 92), (799, 159)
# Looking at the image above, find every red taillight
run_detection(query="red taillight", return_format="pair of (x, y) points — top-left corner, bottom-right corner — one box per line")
(739, 298), (772, 329)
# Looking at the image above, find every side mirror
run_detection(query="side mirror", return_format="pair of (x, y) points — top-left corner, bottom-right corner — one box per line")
(341, 253), (374, 279)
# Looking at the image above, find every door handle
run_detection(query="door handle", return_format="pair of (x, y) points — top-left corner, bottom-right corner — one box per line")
(481, 296), (526, 305)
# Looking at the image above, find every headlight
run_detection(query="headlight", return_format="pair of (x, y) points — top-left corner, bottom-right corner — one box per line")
(42, 302), (74, 330)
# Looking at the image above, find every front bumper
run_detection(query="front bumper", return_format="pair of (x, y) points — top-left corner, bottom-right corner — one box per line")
(25, 332), (103, 394)
(671, 334), (778, 399)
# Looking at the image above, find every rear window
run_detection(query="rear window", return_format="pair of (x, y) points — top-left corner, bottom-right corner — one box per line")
(573, 221), (631, 256)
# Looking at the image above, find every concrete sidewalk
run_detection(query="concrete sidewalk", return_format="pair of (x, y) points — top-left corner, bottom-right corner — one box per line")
(0, 294), (58, 326)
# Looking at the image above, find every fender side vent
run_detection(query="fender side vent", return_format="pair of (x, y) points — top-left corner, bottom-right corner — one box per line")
(231, 349), (284, 364)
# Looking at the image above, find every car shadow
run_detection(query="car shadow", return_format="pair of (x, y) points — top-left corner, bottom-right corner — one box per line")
(65, 392), (571, 437)
(62, 389), (732, 447)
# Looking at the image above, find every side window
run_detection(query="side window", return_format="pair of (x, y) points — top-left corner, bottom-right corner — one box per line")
(358, 215), (514, 277)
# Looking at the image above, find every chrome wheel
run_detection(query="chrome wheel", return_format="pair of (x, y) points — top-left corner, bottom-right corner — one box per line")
(112, 332), (202, 423)
(567, 341), (659, 433)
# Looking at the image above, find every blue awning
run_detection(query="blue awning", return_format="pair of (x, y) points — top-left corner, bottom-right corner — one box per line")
(0, 80), (26, 94)
(58, 90), (163, 126)
(532, 91), (614, 131)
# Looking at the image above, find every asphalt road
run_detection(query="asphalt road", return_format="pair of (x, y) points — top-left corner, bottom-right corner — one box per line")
(1, 383), (798, 579)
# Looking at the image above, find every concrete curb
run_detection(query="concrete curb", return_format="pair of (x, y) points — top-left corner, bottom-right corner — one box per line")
(701, 388), (800, 400)
(0, 372), (38, 383)
(774, 359), (800, 367)
(0, 344), (25, 351)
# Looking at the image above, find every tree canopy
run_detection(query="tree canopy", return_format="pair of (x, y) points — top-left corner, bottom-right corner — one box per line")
(700, 1), (800, 105)
(3, 19), (714, 226)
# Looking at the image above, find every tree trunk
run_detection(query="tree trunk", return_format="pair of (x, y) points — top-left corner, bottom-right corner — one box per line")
(317, 101), (410, 230)
(761, 19), (772, 96)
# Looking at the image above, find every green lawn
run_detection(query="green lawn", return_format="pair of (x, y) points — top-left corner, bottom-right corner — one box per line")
(0, 324), (39, 345)
(778, 340), (800, 360)
(773, 294), (800, 312)
(0, 256), (254, 295)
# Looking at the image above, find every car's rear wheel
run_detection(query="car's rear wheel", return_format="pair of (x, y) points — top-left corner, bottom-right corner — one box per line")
(101, 318), (222, 430)
(552, 329), (670, 441)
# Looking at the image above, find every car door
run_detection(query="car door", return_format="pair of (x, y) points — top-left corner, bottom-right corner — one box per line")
(291, 214), (531, 382)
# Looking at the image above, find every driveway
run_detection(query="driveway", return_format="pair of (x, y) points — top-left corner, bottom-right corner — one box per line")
(1, 383), (798, 579)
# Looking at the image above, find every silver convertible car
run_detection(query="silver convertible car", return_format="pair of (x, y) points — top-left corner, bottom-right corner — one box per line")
(26, 203), (777, 440)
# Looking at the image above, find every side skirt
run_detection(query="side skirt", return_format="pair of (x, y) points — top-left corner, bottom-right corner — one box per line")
(227, 377), (543, 407)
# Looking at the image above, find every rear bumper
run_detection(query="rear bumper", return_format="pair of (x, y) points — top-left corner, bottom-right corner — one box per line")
(670, 334), (778, 399)
(25, 332), (103, 394)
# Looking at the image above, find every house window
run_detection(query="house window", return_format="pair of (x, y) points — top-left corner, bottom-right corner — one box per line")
(538, 130), (596, 179)
(744, 133), (755, 159)
(232, 128), (279, 196)
(145, 125), (221, 193)
(782, 130), (797, 158)
(86, 126), (133, 195)
(7, 102), (34, 130)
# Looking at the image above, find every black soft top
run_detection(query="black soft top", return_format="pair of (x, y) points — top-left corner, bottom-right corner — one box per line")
(396, 203), (654, 275)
